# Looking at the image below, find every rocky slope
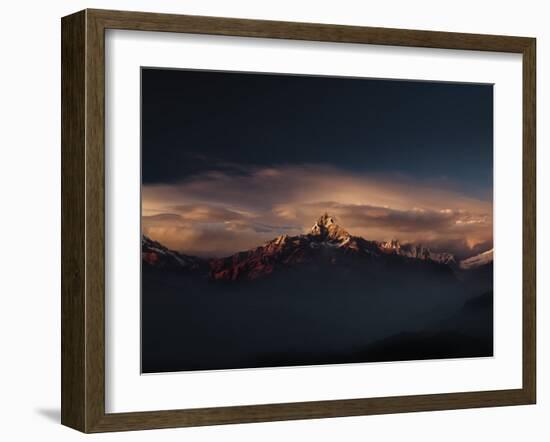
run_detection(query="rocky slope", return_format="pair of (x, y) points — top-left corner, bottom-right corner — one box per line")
(142, 235), (206, 271)
(459, 248), (494, 270)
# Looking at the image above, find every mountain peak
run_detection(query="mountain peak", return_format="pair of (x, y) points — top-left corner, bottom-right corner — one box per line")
(310, 213), (350, 241)
(316, 213), (337, 228)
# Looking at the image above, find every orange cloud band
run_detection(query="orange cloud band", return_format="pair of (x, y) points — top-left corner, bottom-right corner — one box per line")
(142, 165), (492, 258)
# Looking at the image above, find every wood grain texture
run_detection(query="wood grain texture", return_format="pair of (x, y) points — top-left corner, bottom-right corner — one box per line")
(89, 8), (532, 52)
(522, 38), (536, 403)
(90, 389), (532, 433)
(84, 10), (107, 432)
(60, 8), (537, 433)
(61, 10), (86, 432)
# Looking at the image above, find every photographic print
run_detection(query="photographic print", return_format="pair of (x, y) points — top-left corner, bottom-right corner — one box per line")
(141, 68), (494, 374)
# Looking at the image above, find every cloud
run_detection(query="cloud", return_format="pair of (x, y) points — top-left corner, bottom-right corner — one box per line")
(142, 164), (492, 257)
(170, 204), (248, 222)
(304, 202), (490, 233)
(142, 203), (303, 257)
(142, 212), (280, 257)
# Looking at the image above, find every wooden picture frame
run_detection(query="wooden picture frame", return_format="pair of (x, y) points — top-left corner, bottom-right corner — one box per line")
(61, 8), (536, 433)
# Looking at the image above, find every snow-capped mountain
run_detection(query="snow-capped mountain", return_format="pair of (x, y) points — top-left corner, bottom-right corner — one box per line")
(309, 214), (455, 264)
(142, 214), (465, 281)
(310, 213), (351, 243)
(208, 214), (456, 281)
(459, 248), (493, 270)
(379, 239), (456, 265)
(143, 214), (462, 281)
(142, 235), (205, 270)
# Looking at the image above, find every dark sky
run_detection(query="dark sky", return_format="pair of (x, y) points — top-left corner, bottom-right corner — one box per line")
(142, 68), (493, 200)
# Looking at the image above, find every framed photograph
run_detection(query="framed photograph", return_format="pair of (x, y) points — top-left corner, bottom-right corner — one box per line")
(61, 9), (536, 433)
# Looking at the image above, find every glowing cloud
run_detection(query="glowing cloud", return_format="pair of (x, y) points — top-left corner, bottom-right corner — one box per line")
(142, 165), (492, 258)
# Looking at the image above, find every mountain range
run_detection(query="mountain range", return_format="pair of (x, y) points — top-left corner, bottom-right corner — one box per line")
(142, 213), (492, 280)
